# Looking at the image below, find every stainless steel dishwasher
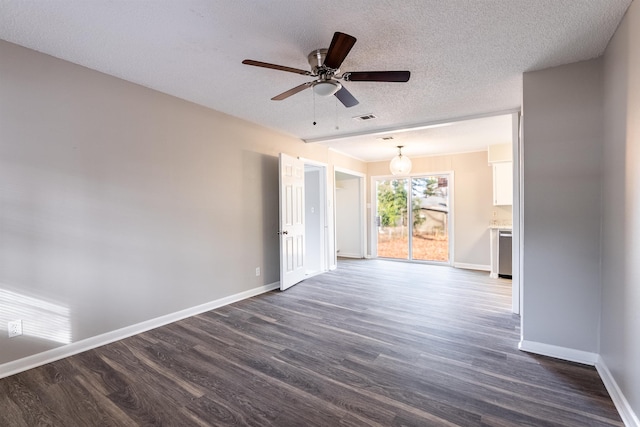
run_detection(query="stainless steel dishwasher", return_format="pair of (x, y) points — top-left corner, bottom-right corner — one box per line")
(498, 230), (512, 279)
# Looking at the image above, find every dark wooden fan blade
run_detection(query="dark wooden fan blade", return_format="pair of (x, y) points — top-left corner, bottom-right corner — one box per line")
(334, 86), (359, 108)
(343, 71), (411, 82)
(271, 82), (313, 100)
(242, 59), (311, 76)
(324, 32), (357, 69)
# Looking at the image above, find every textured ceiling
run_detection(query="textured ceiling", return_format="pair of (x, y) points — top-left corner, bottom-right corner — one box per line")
(0, 0), (631, 161)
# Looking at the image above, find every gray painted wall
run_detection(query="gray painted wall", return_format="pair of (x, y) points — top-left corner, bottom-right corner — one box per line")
(0, 40), (350, 364)
(522, 59), (603, 352)
(601, 0), (640, 415)
(521, 5), (640, 417)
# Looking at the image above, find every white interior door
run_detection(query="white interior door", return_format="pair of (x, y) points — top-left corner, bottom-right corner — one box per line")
(279, 153), (306, 290)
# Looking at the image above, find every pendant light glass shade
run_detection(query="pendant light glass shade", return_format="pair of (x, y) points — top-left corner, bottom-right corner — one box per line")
(390, 146), (412, 175)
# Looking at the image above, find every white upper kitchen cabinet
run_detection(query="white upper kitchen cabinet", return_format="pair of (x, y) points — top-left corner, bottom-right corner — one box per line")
(493, 162), (513, 206)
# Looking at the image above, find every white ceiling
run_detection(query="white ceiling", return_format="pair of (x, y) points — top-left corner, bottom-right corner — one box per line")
(321, 114), (514, 162)
(0, 0), (631, 161)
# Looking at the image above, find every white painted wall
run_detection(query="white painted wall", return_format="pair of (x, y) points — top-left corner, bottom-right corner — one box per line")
(601, 0), (640, 420)
(0, 40), (365, 366)
(304, 166), (322, 273)
(521, 58), (603, 354)
(335, 175), (362, 258)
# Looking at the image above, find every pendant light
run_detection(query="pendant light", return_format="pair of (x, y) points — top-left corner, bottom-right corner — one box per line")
(389, 145), (412, 176)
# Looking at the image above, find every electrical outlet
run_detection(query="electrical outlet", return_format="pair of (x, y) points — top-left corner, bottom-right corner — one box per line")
(8, 320), (22, 338)
(255, 267), (261, 276)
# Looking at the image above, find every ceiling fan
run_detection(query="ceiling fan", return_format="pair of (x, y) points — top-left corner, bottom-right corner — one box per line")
(242, 32), (410, 108)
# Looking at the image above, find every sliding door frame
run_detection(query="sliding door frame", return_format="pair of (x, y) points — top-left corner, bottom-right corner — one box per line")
(371, 171), (455, 265)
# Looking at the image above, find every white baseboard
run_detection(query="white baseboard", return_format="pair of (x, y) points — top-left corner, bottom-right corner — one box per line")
(518, 340), (599, 365)
(596, 356), (640, 427)
(337, 253), (363, 259)
(453, 262), (491, 272)
(482, 338), (637, 426)
(0, 281), (280, 380)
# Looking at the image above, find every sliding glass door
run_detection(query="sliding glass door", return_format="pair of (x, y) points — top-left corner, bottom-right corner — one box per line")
(375, 179), (409, 259)
(375, 175), (450, 262)
(411, 176), (449, 262)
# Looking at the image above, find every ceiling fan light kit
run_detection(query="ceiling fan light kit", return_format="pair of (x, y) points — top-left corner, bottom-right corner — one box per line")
(313, 80), (342, 97)
(243, 32), (410, 108)
(390, 145), (412, 176)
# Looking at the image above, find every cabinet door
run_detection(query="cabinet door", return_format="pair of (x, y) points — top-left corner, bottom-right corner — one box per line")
(493, 162), (513, 206)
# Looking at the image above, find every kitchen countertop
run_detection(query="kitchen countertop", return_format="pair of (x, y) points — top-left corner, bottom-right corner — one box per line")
(488, 224), (512, 230)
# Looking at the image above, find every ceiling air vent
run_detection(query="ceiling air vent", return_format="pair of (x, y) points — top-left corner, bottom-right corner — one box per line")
(353, 113), (377, 121)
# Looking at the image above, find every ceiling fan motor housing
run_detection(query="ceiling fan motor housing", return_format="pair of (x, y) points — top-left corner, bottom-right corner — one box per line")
(307, 49), (341, 96)
(308, 49), (339, 77)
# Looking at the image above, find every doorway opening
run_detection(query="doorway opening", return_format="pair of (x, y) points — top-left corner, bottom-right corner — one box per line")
(334, 168), (366, 260)
(304, 163), (327, 277)
(374, 173), (452, 263)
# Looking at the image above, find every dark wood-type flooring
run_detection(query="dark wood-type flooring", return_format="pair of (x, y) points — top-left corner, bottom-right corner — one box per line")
(0, 259), (623, 426)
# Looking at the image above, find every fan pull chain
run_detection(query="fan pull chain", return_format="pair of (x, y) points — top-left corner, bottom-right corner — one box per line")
(335, 97), (339, 130)
(312, 90), (317, 126)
